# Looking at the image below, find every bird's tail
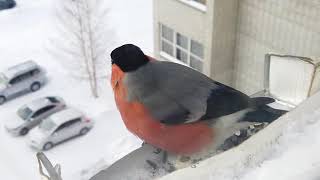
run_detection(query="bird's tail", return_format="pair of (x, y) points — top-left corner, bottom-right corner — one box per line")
(245, 97), (288, 123)
(242, 104), (288, 123)
(249, 97), (275, 107)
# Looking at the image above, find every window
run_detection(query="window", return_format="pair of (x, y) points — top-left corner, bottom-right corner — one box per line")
(54, 118), (81, 133)
(191, 40), (204, 58)
(17, 107), (33, 120)
(190, 56), (203, 72)
(176, 33), (188, 49)
(31, 105), (55, 118)
(9, 71), (34, 85)
(30, 68), (40, 76)
(20, 72), (32, 81)
(176, 48), (188, 64)
(160, 24), (174, 56)
(9, 76), (21, 85)
(162, 41), (174, 56)
(47, 97), (60, 103)
(161, 25), (174, 42)
(160, 24), (204, 72)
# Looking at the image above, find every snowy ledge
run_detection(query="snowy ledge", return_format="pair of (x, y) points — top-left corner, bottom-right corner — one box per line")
(161, 92), (320, 180)
(176, 0), (207, 12)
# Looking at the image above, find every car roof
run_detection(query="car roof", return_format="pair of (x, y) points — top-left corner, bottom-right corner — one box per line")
(50, 108), (84, 125)
(3, 60), (39, 79)
(26, 97), (57, 111)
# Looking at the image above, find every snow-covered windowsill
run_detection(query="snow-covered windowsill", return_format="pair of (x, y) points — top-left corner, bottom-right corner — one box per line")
(176, 0), (207, 12)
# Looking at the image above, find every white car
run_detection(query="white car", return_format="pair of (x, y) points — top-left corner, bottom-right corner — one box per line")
(0, 60), (47, 105)
(5, 96), (66, 136)
(29, 108), (93, 150)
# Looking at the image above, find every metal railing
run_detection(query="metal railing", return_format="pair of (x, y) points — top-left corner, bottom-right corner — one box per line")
(37, 152), (63, 180)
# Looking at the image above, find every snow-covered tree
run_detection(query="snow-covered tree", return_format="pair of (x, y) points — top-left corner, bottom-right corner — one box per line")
(51, 0), (115, 98)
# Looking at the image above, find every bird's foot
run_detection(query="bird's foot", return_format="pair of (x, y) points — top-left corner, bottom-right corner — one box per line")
(218, 122), (269, 151)
(141, 141), (148, 147)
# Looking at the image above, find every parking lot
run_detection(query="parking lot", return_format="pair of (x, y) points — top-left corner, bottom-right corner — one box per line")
(0, 0), (150, 179)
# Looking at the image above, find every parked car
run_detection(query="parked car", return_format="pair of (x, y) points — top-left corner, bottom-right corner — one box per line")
(0, 60), (47, 105)
(0, 0), (16, 10)
(29, 108), (93, 150)
(5, 96), (66, 136)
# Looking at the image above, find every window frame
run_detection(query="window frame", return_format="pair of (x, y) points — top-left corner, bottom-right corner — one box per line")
(159, 23), (204, 72)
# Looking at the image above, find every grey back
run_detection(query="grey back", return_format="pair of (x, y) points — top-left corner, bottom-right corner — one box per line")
(124, 61), (218, 124)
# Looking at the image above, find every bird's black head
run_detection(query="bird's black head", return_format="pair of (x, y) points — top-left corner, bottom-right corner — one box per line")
(111, 44), (149, 72)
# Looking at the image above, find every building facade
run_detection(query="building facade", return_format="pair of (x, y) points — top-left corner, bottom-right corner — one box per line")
(153, 0), (320, 95)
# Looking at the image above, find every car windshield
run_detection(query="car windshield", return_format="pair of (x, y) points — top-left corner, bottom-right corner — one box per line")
(39, 118), (57, 132)
(0, 73), (8, 84)
(17, 107), (33, 120)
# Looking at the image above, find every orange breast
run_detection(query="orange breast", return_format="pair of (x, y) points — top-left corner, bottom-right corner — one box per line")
(111, 65), (214, 155)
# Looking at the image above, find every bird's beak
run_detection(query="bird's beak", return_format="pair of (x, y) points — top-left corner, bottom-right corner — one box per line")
(111, 64), (123, 90)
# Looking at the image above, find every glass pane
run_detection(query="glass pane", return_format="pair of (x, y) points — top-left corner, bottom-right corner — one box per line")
(190, 56), (203, 72)
(191, 40), (204, 58)
(176, 48), (188, 64)
(161, 40), (173, 56)
(176, 33), (188, 49)
(161, 24), (173, 42)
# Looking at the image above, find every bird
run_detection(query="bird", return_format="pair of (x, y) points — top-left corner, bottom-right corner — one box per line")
(110, 44), (286, 155)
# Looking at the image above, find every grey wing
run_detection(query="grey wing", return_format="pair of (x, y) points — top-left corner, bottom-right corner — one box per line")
(124, 61), (217, 124)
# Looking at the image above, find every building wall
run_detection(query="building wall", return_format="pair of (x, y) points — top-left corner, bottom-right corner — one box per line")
(234, 0), (320, 95)
(153, 0), (213, 76)
(153, 0), (208, 58)
(153, 0), (239, 85)
(209, 0), (238, 85)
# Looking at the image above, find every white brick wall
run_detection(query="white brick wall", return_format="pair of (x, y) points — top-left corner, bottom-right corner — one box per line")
(234, 0), (320, 95)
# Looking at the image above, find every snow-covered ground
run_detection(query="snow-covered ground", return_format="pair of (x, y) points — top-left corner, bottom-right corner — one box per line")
(0, 0), (152, 179)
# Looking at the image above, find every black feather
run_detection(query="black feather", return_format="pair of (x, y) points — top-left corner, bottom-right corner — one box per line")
(241, 105), (288, 123)
(200, 82), (250, 120)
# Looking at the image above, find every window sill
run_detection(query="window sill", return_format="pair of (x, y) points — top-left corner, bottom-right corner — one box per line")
(160, 52), (204, 73)
(176, 0), (207, 12)
(160, 52), (189, 66)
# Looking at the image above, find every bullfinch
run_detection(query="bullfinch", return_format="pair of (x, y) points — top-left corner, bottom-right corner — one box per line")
(110, 44), (286, 155)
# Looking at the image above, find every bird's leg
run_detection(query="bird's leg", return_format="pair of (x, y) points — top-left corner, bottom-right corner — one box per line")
(141, 141), (148, 147)
(162, 150), (168, 163)
(161, 151), (177, 173)
(217, 122), (269, 151)
(179, 155), (191, 163)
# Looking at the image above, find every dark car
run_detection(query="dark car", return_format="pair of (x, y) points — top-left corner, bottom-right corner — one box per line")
(0, 0), (16, 11)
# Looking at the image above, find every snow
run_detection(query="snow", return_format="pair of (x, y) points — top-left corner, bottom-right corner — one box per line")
(0, 0), (152, 179)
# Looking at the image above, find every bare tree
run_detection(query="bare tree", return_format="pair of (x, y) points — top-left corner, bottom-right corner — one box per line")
(51, 0), (115, 98)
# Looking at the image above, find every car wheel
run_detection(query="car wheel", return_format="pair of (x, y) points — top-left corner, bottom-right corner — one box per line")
(79, 127), (90, 135)
(43, 142), (54, 151)
(30, 82), (41, 92)
(0, 96), (6, 105)
(19, 128), (29, 136)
